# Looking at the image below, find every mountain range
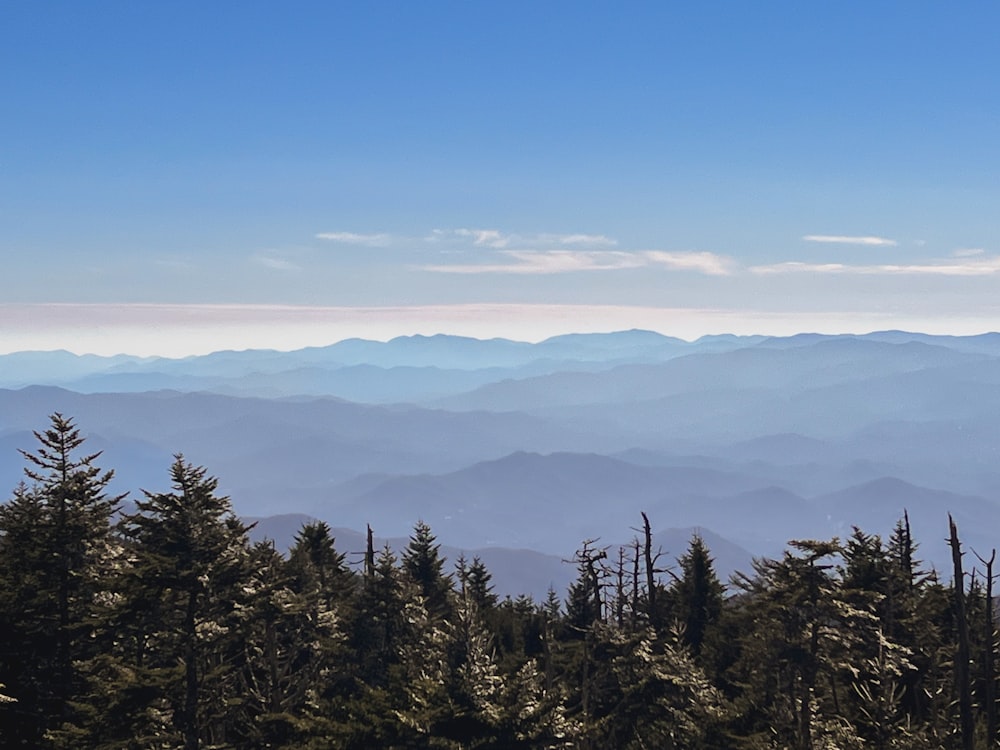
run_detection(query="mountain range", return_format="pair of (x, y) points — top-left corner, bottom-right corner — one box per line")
(3, 329), (1000, 595)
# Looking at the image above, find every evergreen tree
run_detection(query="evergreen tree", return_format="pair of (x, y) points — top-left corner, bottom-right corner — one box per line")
(402, 520), (453, 619)
(565, 541), (607, 634)
(465, 555), (499, 612)
(395, 592), (502, 745)
(234, 541), (343, 747)
(729, 539), (872, 750)
(606, 626), (728, 749)
(8, 416), (1000, 748)
(0, 415), (121, 747)
(337, 543), (408, 747)
(287, 520), (355, 607)
(353, 543), (406, 688)
(120, 455), (251, 750)
(672, 533), (724, 658)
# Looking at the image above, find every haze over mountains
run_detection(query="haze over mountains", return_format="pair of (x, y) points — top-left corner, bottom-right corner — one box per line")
(3, 329), (1000, 595)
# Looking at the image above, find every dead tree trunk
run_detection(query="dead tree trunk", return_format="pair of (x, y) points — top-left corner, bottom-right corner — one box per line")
(615, 546), (625, 628)
(364, 524), (375, 578)
(641, 511), (656, 623)
(631, 540), (640, 631)
(987, 550), (997, 748)
(950, 515), (974, 750)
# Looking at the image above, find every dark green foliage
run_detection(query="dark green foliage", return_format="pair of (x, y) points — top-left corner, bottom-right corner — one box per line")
(402, 519), (453, 619)
(565, 541), (607, 634)
(458, 554), (499, 612)
(352, 543), (405, 689)
(671, 533), (724, 657)
(4, 416), (1000, 748)
(0, 415), (121, 747)
(120, 455), (253, 749)
(288, 520), (355, 606)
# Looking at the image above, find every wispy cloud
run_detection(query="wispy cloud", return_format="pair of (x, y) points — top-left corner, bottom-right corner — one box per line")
(423, 250), (635, 274)
(316, 231), (392, 247)
(452, 228), (510, 248)
(645, 251), (735, 276)
(751, 255), (1000, 276)
(428, 228), (618, 249)
(953, 247), (985, 258)
(253, 254), (301, 272)
(802, 234), (898, 247)
(423, 249), (733, 276)
(549, 233), (618, 247)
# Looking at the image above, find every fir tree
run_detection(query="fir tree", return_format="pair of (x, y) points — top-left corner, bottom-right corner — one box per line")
(288, 520), (355, 607)
(565, 541), (607, 634)
(465, 555), (499, 612)
(120, 455), (251, 750)
(0, 415), (122, 747)
(234, 541), (344, 748)
(672, 533), (724, 658)
(402, 520), (453, 619)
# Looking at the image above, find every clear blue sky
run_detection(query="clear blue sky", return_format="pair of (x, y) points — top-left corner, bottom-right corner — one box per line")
(3, 2), (1000, 354)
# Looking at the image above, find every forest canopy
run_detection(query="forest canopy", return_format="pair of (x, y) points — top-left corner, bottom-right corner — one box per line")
(0, 414), (996, 749)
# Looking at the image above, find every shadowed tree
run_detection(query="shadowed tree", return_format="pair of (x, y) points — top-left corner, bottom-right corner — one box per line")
(0, 415), (122, 746)
(288, 520), (355, 607)
(120, 456), (251, 750)
(402, 520), (453, 620)
(672, 533), (724, 658)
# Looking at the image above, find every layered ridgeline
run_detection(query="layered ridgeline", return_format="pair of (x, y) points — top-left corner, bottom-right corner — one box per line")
(3, 330), (1000, 581)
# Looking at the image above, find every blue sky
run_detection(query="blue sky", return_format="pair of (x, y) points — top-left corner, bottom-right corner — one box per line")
(3, 2), (1000, 354)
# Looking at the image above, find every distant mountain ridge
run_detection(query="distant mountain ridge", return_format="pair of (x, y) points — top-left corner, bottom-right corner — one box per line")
(5, 329), (1000, 595)
(7, 329), (983, 399)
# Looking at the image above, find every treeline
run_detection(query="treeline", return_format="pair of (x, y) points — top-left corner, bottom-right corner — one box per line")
(0, 415), (998, 749)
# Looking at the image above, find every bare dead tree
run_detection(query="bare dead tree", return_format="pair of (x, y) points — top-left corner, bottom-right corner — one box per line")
(364, 524), (375, 578)
(639, 511), (670, 627)
(631, 539), (640, 630)
(615, 546), (626, 628)
(950, 515), (974, 750)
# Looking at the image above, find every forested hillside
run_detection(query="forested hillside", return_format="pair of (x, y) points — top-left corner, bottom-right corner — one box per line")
(2, 414), (998, 749)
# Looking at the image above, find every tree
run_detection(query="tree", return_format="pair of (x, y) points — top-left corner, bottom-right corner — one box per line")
(462, 555), (499, 612)
(233, 541), (344, 748)
(120, 456), (251, 750)
(353, 543), (405, 688)
(288, 520), (354, 607)
(606, 626), (727, 749)
(402, 520), (453, 619)
(395, 592), (502, 746)
(671, 534), (724, 658)
(565, 541), (607, 634)
(731, 539), (866, 750)
(949, 515), (974, 750)
(0, 415), (121, 747)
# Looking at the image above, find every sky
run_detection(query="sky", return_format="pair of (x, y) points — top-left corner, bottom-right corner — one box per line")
(2, 2), (1000, 355)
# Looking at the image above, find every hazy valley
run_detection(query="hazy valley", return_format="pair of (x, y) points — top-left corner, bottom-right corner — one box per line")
(3, 329), (999, 596)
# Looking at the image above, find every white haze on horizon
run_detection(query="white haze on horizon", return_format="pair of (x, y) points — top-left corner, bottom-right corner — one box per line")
(2, 302), (999, 358)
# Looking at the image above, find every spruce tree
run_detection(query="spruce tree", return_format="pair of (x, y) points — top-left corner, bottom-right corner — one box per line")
(120, 455), (251, 750)
(402, 520), (453, 619)
(0, 415), (121, 747)
(565, 541), (607, 634)
(288, 520), (355, 607)
(234, 541), (344, 748)
(672, 533), (724, 658)
(465, 555), (499, 612)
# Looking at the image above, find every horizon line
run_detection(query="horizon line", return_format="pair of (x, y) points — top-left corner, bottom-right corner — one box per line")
(3, 302), (999, 357)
